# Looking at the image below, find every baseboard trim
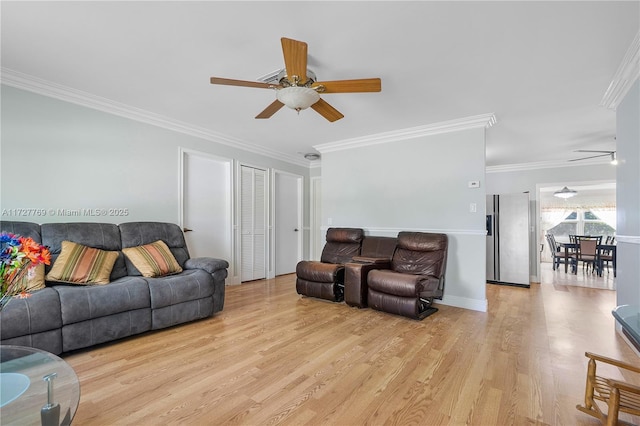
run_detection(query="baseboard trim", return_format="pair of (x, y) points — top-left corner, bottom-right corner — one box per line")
(616, 322), (640, 358)
(439, 294), (488, 312)
(487, 280), (530, 288)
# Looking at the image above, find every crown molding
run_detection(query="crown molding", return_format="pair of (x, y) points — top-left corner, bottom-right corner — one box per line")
(1, 67), (312, 168)
(601, 30), (640, 110)
(314, 113), (496, 154)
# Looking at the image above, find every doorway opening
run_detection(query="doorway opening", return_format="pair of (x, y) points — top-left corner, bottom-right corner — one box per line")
(538, 181), (616, 289)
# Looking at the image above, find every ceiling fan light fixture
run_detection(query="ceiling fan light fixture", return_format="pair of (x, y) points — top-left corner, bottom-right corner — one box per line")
(276, 86), (320, 112)
(303, 152), (321, 161)
(554, 186), (578, 199)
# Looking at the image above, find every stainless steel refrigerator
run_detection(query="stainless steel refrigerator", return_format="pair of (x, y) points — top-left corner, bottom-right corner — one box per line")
(486, 193), (530, 287)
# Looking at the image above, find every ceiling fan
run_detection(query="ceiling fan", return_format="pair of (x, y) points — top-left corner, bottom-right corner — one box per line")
(569, 150), (617, 164)
(210, 37), (382, 122)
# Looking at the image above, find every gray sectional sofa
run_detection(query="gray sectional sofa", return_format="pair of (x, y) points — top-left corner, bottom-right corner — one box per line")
(0, 221), (228, 355)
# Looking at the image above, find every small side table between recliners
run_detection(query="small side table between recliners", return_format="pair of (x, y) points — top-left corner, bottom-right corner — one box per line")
(345, 257), (391, 308)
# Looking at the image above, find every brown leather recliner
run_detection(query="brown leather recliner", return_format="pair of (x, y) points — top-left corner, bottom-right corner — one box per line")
(296, 228), (364, 302)
(367, 232), (448, 320)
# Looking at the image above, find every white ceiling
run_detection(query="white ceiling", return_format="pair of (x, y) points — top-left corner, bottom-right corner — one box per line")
(2, 1), (638, 167)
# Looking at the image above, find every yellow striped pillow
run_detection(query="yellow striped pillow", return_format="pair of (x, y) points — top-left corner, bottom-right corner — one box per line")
(122, 240), (182, 278)
(46, 241), (119, 285)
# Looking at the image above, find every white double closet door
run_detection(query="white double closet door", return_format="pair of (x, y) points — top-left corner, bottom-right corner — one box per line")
(240, 165), (267, 282)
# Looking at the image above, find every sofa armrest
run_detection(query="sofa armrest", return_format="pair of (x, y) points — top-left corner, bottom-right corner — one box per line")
(184, 257), (229, 274)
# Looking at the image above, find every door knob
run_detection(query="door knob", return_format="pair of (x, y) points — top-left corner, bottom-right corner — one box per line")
(183, 228), (193, 233)
(294, 228), (299, 232)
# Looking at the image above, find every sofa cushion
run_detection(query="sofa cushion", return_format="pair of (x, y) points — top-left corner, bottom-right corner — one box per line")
(41, 222), (127, 280)
(61, 309), (151, 353)
(146, 269), (214, 310)
(1, 330), (63, 356)
(54, 276), (150, 325)
(0, 287), (62, 339)
(0, 221), (41, 243)
(392, 232), (448, 276)
(360, 236), (398, 259)
(320, 228), (364, 264)
(122, 240), (183, 277)
(46, 240), (119, 284)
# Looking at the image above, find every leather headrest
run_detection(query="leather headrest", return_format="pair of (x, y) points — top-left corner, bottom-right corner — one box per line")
(397, 232), (447, 252)
(326, 228), (364, 244)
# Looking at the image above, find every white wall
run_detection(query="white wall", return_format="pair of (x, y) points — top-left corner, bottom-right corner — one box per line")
(320, 127), (488, 311)
(0, 85), (311, 258)
(486, 163), (616, 281)
(615, 79), (640, 308)
(486, 164), (615, 195)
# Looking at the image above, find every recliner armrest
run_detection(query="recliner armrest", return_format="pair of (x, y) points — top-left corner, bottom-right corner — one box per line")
(184, 257), (229, 274)
(296, 261), (344, 283)
(351, 256), (392, 265)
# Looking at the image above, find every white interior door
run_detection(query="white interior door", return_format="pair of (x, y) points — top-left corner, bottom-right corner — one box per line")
(240, 165), (267, 282)
(310, 177), (323, 261)
(274, 171), (302, 275)
(181, 149), (233, 277)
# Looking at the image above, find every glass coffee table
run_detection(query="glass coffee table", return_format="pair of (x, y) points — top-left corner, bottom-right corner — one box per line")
(0, 345), (80, 425)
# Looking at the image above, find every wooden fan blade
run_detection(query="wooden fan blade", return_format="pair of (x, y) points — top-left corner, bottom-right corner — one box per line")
(313, 78), (381, 93)
(310, 98), (344, 122)
(210, 77), (278, 89)
(256, 100), (285, 119)
(281, 38), (308, 83)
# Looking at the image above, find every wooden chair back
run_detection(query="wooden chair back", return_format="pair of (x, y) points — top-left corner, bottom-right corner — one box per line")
(576, 352), (640, 425)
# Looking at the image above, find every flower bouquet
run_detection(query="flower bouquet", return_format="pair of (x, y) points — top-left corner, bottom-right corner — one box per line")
(0, 232), (51, 311)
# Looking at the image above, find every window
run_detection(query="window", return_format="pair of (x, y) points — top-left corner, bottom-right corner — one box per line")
(547, 209), (615, 239)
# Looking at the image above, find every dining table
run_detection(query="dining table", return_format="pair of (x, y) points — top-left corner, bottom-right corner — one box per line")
(558, 241), (617, 277)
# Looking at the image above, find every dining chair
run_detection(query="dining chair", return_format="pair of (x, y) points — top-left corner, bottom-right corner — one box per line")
(599, 236), (615, 275)
(546, 234), (575, 272)
(574, 235), (602, 275)
(567, 234), (579, 255)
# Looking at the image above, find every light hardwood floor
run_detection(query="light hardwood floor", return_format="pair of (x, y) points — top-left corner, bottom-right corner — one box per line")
(65, 272), (639, 425)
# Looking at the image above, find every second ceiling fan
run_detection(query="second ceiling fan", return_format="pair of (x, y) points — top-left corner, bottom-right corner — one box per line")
(569, 150), (617, 164)
(210, 37), (381, 122)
